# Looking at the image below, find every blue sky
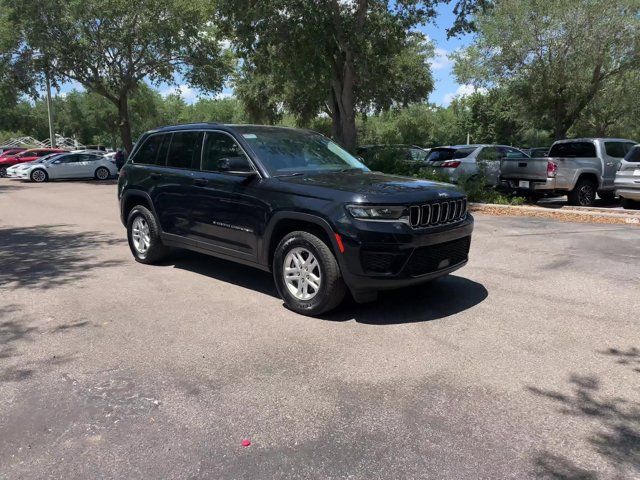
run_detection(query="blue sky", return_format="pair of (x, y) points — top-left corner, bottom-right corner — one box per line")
(56, 3), (474, 107)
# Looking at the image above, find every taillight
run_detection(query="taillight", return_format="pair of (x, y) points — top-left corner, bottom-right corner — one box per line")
(546, 161), (557, 177)
(441, 160), (461, 168)
(118, 168), (126, 179)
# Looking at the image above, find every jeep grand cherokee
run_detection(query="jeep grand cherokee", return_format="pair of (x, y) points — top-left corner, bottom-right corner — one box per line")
(118, 124), (474, 316)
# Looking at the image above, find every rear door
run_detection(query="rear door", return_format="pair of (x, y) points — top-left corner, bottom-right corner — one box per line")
(188, 130), (265, 261)
(154, 130), (204, 236)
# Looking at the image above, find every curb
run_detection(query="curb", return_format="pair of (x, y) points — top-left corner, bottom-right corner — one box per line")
(469, 203), (640, 226)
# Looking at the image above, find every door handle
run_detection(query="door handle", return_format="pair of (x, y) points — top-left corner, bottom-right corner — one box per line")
(193, 178), (208, 186)
(150, 172), (163, 179)
(606, 162), (614, 166)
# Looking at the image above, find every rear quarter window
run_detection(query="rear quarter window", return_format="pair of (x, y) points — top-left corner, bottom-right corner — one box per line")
(549, 142), (596, 158)
(604, 142), (633, 159)
(624, 146), (640, 163)
(132, 134), (164, 165)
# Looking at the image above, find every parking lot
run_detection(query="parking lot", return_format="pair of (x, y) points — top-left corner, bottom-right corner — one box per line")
(1, 179), (639, 479)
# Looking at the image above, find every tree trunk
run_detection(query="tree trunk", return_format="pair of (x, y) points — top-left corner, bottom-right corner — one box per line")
(117, 94), (133, 152)
(329, 59), (357, 152)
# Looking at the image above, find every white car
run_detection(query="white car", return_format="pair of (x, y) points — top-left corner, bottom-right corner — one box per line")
(5, 153), (61, 178)
(19, 152), (117, 182)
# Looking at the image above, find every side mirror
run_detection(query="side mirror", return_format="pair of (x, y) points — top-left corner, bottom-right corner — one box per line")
(218, 156), (254, 175)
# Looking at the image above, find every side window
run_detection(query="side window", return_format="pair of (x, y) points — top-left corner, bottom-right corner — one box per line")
(166, 131), (204, 170)
(133, 135), (164, 165)
(202, 132), (251, 172)
(477, 147), (501, 161)
(409, 148), (427, 162)
(604, 142), (627, 159)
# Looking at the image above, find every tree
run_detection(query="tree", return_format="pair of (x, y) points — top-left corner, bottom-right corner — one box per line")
(453, 0), (640, 139)
(220, 0), (440, 151)
(5, 0), (233, 151)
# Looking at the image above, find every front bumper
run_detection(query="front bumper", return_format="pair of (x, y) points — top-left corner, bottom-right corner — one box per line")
(336, 214), (474, 293)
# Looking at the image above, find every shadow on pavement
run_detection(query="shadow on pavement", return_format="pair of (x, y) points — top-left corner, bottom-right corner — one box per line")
(324, 275), (488, 324)
(0, 224), (125, 290)
(528, 348), (640, 479)
(164, 252), (487, 324)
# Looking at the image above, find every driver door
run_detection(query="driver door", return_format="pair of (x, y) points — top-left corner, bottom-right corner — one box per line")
(51, 154), (83, 178)
(188, 131), (267, 262)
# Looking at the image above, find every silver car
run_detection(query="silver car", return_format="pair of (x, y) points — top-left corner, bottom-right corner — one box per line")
(427, 144), (528, 186)
(615, 144), (640, 209)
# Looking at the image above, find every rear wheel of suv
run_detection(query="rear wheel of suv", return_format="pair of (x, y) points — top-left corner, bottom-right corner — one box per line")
(126, 205), (170, 264)
(568, 178), (597, 207)
(30, 169), (48, 183)
(273, 231), (346, 316)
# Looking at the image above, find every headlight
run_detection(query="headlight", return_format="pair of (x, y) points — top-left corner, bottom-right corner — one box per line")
(346, 205), (408, 221)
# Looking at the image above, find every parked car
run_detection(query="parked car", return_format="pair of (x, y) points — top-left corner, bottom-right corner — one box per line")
(0, 148), (68, 177)
(119, 124), (473, 316)
(5, 153), (62, 178)
(614, 144), (640, 209)
(357, 145), (430, 175)
(427, 144), (529, 186)
(500, 138), (637, 206)
(18, 152), (116, 182)
(0, 147), (27, 157)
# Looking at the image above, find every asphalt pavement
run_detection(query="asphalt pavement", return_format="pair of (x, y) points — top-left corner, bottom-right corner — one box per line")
(1, 179), (639, 479)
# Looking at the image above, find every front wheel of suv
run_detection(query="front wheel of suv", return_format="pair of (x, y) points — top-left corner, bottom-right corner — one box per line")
(273, 231), (346, 316)
(126, 205), (170, 264)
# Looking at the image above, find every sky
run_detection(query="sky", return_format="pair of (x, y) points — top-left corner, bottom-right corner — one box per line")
(56, 3), (474, 107)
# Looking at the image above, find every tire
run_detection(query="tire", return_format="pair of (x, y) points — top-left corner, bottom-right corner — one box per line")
(567, 178), (597, 207)
(95, 166), (110, 180)
(0, 167), (6, 178)
(273, 231), (346, 316)
(622, 198), (640, 210)
(126, 205), (170, 264)
(30, 169), (48, 183)
(598, 190), (616, 202)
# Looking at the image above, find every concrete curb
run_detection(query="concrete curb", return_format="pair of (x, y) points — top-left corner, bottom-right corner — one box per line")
(469, 202), (640, 226)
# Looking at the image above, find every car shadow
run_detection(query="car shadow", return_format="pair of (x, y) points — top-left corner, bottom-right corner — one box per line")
(165, 251), (487, 324)
(323, 275), (488, 324)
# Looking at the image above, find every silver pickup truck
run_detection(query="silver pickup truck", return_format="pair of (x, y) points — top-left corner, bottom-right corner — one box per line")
(500, 138), (637, 206)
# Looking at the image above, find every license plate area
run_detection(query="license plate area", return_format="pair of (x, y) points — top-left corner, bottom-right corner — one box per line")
(518, 180), (530, 188)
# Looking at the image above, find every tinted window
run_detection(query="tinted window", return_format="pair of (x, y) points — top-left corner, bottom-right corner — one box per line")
(478, 147), (503, 161)
(134, 135), (164, 165)
(427, 147), (476, 162)
(624, 146), (640, 163)
(549, 142), (596, 158)
(202, 132), (250, 172)
(409, 148), (428, 162)
(605, 142), (628, 158)
(166, 131), (204, 170)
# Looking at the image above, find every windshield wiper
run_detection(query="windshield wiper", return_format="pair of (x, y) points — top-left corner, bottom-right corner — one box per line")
(274, 172), (305, 178)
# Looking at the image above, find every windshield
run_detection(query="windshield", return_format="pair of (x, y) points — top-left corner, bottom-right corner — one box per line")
(235, 127), (369, 176)
(427, 147), (476, 162)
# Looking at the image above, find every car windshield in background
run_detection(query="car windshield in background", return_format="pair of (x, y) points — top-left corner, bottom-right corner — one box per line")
(236, 127), (369, 176)
(427, 147), (476, 162)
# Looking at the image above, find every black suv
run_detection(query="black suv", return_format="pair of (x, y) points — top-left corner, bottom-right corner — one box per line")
(118, 124), (473, 316)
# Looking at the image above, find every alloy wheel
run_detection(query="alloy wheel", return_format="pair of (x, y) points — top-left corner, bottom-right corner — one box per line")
(578, 184), (595, 206)
(96, 168), (109, 180)
(31, 170), (46, 182)
(283, 247), (322, 300)
(131, 216), (151, 255)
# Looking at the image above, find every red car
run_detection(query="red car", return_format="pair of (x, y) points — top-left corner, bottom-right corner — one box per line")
(0, 148), (67, 177)
(0, 147), (26, 157)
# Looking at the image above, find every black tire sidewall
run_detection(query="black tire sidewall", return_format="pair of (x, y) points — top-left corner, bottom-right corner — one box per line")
(126, 206), (165, 263)
(570, 179), (597, 206)
(273, 233), (344, 315)
(0, 167), (6, 177)
(30, 169), (47, 182)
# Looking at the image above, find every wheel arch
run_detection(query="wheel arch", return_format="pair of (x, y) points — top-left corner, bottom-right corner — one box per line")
(261, 212), (342, 270)
(120, 189), (158, 227)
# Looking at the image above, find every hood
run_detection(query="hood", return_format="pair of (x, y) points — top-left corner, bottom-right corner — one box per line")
(275, 170), (464, 203)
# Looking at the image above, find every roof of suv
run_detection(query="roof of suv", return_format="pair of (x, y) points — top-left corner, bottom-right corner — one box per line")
(553, 138), (637, 143)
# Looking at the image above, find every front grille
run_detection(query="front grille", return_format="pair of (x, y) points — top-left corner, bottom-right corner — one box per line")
(409, 198), (467, 228)
(404, 236), (471, 277)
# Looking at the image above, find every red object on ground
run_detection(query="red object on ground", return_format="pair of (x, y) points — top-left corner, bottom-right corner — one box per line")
(241, 439), (251, 447)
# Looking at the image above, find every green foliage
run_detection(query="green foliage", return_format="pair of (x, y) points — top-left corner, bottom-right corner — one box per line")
(454, 0), (640, 139)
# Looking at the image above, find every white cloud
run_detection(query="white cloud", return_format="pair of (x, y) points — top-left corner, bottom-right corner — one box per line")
(161, 84), (199, 103)
(429, 48), (452, 71)
(442, 84), (488, 106)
